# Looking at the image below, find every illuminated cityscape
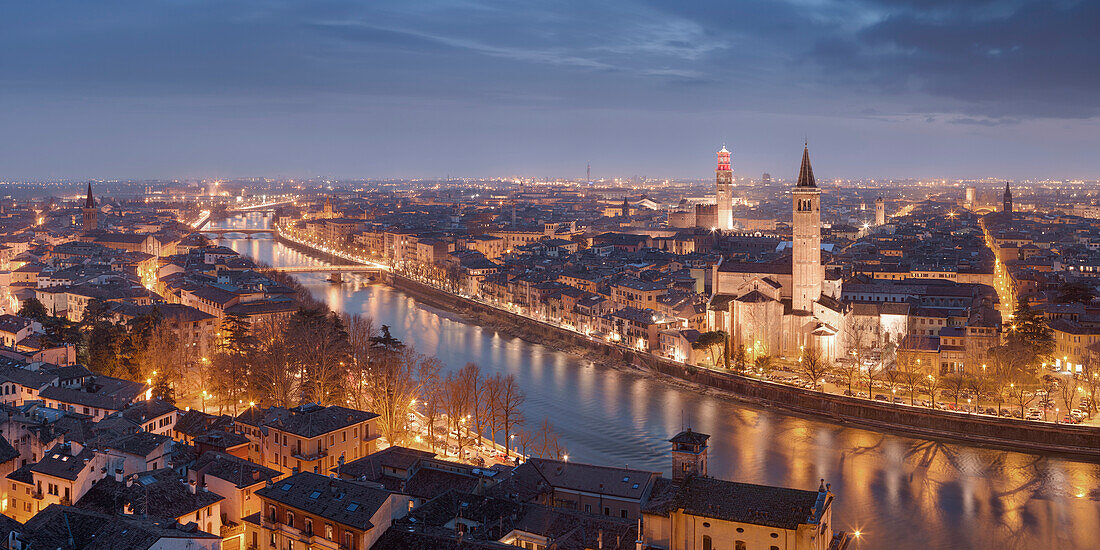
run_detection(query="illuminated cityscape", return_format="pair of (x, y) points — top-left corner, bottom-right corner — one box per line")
(0, 2), (1099, 550)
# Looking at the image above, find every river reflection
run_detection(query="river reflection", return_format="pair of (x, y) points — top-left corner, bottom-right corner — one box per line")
(209, 213), (1100, 550)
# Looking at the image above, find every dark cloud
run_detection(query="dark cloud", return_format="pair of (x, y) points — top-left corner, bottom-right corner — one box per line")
(0, 0), (1095, 179)
(809, 0), (1100, 118)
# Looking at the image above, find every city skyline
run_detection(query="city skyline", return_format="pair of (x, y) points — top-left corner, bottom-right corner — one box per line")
(2, 1), (1100, 181)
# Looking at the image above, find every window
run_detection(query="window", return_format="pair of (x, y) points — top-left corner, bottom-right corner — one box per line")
(325, 524), (333, 541)
(702, 536), (713, 550)
(286, 511), (294, 527)
(304, 519), (313, 536)
(735, 541), (746, 550)
(269, 506), (277, 522)
(270, 532), (276, 547)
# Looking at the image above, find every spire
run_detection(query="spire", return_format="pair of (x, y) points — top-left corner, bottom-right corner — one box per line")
(796, 145), (816, 188)
(1004, 181), (1011, 196)
(84, 182), (95, 209)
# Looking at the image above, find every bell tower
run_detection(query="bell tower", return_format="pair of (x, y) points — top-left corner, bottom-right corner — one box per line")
(792, 144), (822, 312)
(82, 182), (97, 233)
(715, 146), (733, 231)
(671, 429), (709, 481)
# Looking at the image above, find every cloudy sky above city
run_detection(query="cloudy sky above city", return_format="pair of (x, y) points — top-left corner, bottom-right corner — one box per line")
(2, 0), (1098, 181)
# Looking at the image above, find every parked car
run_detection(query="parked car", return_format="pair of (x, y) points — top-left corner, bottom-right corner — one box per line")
(843, 389), (854, 397)
(874, 394), (888, 401)
(1012, 410), (1023, 418)
(857, 391), (869, 398)
(893, 397), (906, 404)
(1071, 409), (1084, 420)
(1026, 409), (1043, 421)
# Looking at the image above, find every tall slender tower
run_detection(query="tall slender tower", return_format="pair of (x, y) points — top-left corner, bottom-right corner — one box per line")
(1003, 181), (1013, 215)
(715, 146), (733, 230)
(792, 145), (822, 312)
(82, 182), (97, 233)
(875, 197), (885, 226)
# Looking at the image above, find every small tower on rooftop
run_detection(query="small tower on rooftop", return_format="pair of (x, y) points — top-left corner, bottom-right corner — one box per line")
(670, 428), (709, 481)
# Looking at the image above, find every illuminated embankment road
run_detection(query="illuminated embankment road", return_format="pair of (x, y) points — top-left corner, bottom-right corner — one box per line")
(210, 212), (1100, 550)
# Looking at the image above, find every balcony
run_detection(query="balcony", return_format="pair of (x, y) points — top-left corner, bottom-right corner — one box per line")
(291, 448), (328, 462)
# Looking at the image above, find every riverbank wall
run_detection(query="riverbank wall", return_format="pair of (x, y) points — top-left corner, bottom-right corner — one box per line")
(387, 273), (1100, 460)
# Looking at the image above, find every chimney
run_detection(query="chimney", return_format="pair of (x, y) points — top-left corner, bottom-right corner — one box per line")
(252, 471), (260, 481)
(188, 480), (197, 495)
(114, 469), (123, 483)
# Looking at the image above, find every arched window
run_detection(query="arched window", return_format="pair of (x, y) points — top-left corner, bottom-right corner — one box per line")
(735, 541), (746, 550)
(702, 535), (713, 550)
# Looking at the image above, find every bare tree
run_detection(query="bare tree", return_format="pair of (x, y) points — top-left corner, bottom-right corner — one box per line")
(1007, 380), (1035, 418)
(421, 371), (444, 453)
(922, 374), (941, 409)
(533, 417), (565, 460)
(845, 315), (881, 374)
(250, 317), (300, 408)
(1059, 374), (1081, 419)
(134, 320), (195, 399)
(289, 307), (351, 405)
(459, 363), (487, 448)
(342, 313), (377, 411)
(834, 361), (861, 395)
(897, 353), (924, 405)
(365, 346), (440, 447)
(483, 374), (504, 449)
(494, 374), (525, 458)
(796, 345), (833, 391)
(943, 373), (969, 408)
(441, 372), (473, 457)
(1082, 347), (1100, 417)
(514, 427), (535, 460)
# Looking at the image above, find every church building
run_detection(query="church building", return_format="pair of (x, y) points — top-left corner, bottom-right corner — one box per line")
(709, 145), (844, 360)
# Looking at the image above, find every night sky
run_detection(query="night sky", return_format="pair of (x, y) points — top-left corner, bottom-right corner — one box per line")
(1, 0), (1097, 181)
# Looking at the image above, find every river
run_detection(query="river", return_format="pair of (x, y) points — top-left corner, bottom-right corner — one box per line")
(210, 213), (1100, 550)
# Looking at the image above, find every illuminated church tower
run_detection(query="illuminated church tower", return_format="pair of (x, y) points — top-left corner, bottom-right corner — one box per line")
(792, 145), (822, 312)
(716, 146), (733, 231)
(1003, 181), (1012, 215)
(82, 182), (97, 233)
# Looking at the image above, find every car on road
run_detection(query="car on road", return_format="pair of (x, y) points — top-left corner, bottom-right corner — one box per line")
(1026, 409), (1043, 421)
(1071, 408), (1084, 420)
(874, 394), (888, 401)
